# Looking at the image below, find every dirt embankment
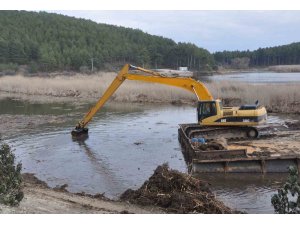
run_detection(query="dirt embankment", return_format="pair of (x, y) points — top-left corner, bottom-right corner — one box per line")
(0, 166), (234, 214)
(0, 173), (163, 214)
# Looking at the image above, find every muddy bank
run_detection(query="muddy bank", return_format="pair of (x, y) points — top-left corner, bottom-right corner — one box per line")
(0, 173), (162, 214)
(0, 169), (235, 214)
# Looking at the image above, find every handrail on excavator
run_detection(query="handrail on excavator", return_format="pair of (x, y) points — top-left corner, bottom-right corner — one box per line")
(71, 64), (214, 136)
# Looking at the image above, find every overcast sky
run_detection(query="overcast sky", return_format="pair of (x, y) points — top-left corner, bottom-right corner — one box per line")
(49, 10), (300, 52)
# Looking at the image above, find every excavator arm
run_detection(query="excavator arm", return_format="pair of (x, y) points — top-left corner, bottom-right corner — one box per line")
(72, 64), (213, 136)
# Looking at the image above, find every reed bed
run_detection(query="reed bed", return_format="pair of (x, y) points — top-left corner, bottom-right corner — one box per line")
(0, 73), (299, 113)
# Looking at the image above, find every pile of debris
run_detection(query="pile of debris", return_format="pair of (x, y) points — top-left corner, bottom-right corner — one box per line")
(285, 121), (300, 130)
(120, 164), (233, 214)
(191, 137), (228, 151)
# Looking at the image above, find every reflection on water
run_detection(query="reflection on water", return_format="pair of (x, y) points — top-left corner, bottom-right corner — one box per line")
(1, 98), (295, 212)
(197, 173), (287, 214)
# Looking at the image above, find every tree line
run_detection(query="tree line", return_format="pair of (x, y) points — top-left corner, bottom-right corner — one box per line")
(0, 10), (214, 72)
(213, 42), (300, 68)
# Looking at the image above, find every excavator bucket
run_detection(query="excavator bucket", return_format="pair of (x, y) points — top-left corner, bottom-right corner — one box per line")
(71, 127), (89, 137)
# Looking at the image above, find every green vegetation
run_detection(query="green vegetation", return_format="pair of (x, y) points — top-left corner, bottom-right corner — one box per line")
(0, 10), (214, 72)
(271, 166), (300, 214)
(0, 143), (24, 206)
(214, 42), (300, 68)
(0, 63), (18, 75)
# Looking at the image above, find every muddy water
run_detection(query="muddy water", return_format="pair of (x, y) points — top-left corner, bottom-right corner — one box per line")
(197, 174), (288, 214)
(4, 100), (192, 198)
(1, 99), (296, 213)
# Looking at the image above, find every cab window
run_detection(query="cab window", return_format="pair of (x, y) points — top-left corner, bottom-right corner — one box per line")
(198, 102), (217, 121)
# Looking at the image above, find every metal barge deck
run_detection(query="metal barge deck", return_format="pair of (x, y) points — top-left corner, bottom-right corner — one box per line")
(178, 123), (300, 173)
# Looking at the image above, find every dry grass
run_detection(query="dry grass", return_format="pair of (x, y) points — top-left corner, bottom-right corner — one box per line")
(207, 81), (300, 113)
(0, 72), (194, 103)
(268, 65), (300, 73)
(0, 73), (299, 113)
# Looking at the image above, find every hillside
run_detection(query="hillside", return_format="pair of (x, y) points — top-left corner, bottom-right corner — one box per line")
(0, 10), (214, 73)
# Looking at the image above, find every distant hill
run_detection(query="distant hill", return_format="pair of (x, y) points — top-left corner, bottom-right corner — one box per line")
(214, 42), (300, 69)
(0, 10), (214, 72)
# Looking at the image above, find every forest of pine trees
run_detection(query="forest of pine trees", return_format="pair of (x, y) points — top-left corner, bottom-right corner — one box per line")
(0, 10), (214, 72)
(213, 42), (300, 68)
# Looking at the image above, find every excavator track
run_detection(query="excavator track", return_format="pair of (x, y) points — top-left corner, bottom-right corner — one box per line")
(179, 123), (277, 141)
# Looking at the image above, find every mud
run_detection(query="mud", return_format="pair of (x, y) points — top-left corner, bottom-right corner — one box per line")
(228, 130), (300, 157)
(120, 164), (234, 214)
(286, 121), (300, 130)
(22, 173), (49, 188)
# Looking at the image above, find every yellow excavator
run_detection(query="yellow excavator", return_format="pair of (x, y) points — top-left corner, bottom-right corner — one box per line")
(71, 64), (267, 138)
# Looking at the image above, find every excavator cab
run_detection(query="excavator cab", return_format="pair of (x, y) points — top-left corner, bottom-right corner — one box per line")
(197, 101), (218, 122)
(197, 99), (224, 124)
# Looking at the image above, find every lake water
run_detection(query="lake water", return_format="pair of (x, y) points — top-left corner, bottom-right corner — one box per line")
(2, 98), (297, 213)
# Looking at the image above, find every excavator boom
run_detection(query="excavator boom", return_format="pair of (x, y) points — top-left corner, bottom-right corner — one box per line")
(72, 64), (213, 135)
(72, 64), (267, 138)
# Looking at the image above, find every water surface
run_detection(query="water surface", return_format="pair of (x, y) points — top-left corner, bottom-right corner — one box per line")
(1, 98), (297, 213)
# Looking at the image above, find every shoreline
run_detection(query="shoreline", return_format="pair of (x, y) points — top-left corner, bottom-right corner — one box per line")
(1, 88), (299, 115)
(215, 65), (300, 75)
(0, 173), (163, 214)
(214, 67), (267, 75)
(2, 64), (300, 79)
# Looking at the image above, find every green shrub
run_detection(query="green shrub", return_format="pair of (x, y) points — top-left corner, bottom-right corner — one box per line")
(271, 166), (300, 214)
(0, 63), (18, 73)
(0, 143), (24, 206)
(28, 61), (39, 73)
